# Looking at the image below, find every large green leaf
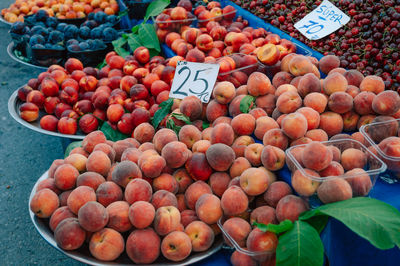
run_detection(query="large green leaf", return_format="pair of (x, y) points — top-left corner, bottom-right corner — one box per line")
(127, 34), (142, 53)
(64, 141), (83, 158)
(151, 98), (174, 129)
(138, 24), (161, 52)
(301, 197), (400, 250)
(254, 219), (294, 234)
(239, 95), (255, 113)
(276, 220), (324, 266)
(144, 0), (170, 22)
(114, 46), (130, 58)
(100, 122), (129, 141)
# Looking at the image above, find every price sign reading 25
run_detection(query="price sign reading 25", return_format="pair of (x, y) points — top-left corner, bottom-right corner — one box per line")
(294, 0), (350, 40)
(169, 61), (220, 103)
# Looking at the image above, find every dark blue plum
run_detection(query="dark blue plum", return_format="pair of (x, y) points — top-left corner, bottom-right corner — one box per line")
(86, 39), (96, 49)
(44, 43), (53, 48)
(79, 42), (90, 51)
(29, 34), (45, 46)
(106, 15), (118, 24)
(79, 26), (91, 39)
(10, 22), (25, 34)
(35, 10), (49, 22)
(46, 17), (58, 28)
(68, 44), (81, 52)
(56, 23), (67, 32)
(66, 39), (79, 46)
(94, 11), (107, 24)
(81, 20), (97, 29)
(52, 44), (64, 50)
(88, 13), (95, 20)
(90, 28), (103, 39)
(102, 27), (118, 42)
(64, 25), (79, 40)
(31, 25), (48, 37)
(32, 44), (45, 49)
(94, 39), (106, 49)
(48, 30), (64, 44)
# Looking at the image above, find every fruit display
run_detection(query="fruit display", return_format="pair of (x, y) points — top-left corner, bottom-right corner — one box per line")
(286, 139), (385, 205)
(1, 0), (119, 23)
(9, 10), (120, 67)
(361, 118), (400, 179)
(232, 0), (400, 90)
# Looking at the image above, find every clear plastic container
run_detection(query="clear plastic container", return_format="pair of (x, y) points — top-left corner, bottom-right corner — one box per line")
(153, 9), (197, 33)
(197, 9), (237, 27)
(217, 53), (262, 83)
(217, 216), (276, 263)
(286, 139), (386, 207)
(360, 118), (400, 182)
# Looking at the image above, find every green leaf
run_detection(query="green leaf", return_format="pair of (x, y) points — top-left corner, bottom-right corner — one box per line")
(114, 46), (130, 58)
(305, 198), (400, 250)
(239, 95), (255, 113)
(171, 113), (192, 125)
(127, 34), (142, 53)
(148, 48), (160, 58)
(202, 121), (210, 129)
(138, 24), (161, 52)
(144, 0), (170, 22)
(64, 141), (83, 158)
(100, 122), (129, 141)
(152, 98), (174, 129)
(131, 25), (139, 34)
(304, 215), (329, 234)
(254, 220), (294, 234)
(112, 37), (127, 48)
(276, 220), (324, 266)
(96, 59), (107, 69)
(118, 9), (128, 19)
(166, 118), (182, 135)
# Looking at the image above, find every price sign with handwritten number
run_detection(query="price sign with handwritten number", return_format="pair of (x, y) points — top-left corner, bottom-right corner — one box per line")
(169, 61), (220, 103)
(294, 0), (350, 40)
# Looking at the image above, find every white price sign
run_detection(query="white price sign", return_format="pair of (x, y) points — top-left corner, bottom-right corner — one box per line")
(169, 61), (220, 103)
(294, 0), (350, 40)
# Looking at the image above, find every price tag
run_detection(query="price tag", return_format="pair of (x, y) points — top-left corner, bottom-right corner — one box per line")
(169, 61), (220, 103)
(294, 0), (350, 40)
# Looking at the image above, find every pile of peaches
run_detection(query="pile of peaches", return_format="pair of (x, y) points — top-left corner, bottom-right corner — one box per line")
(156, 1), (298, 67)
(1, 0), (119, 23)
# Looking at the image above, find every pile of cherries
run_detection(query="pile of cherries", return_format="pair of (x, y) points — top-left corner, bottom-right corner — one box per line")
(231, 0), (400, 90)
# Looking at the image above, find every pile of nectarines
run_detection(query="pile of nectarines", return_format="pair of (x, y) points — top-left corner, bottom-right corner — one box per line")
(1, 0), (119, 23)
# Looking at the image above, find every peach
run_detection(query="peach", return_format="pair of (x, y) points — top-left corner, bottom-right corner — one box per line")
(19, 102), (39, 122)
(354, 91), (375, 115)
(345, 168), (372, 196)
(328, 92), (354, 114)
(206, 143), (235, 171)
(342, 111), (360, 132)
(323, 73), (348, 95)
(301, 141), (333, 171)
(343, 69), (364, 87)
(221, 185), (248, 216)
(240, 168), (269, 196)
(82, 131), (107, 153)
(231, 114), (256, 136)
(210, 123), (235, 145)
(296, 107), (320, 130)
(161, 141), (189, 169)
(257, 43), (280, 65)
(280, 53), (297, 72)
(54, 218), (86, 250)
(185, 152), (213, 181)
(276, 195), (309, 222)
(263, 181), (292, 208)
(291, 169), (321, 196)
(357, 115), (376, 129)
(126, 228), (160, 264)
(78, 201), (108, 232)
(360, 75), (385, 94)
(89, 228), (124, 261)
(304, 92), (328, 113)
(172, 169), (193, 194)
(161, 231), (192, 262)
(111, 161), (142, 188)
(319, 55), (340, 74)
(246, 228), (278, 255)
(317, 178), (353, 204)
(230, 250), (257, 266)
(341, 148), (367, 171)
(372, 91), (400, 115)
(184, 181), (212, 210)
(209, 172), (230, 197)
(222, 217), (251, 247)
(319, 161), (345, 177)
(290, 137), (312, 147)
(67, 185), (96, 215)
(153, 173), (179, 194)
(249, 108), (268, 119)
(272, 71), (294, 88)
(49, 206), (76, 232)
(30, 188), (59, 218)
(297, 73), (321, 97)
(346, 85), (360, 98)
(154, 206), (181, 236)
(305, 129), (329, 142)
(366, 116), (398, 143)
(192, 140), (211, 154)
(151, 190), (178, 209)
(261, 128), (287, 150)
(244, 143), (264, 166)
(195, 194), (222, 224)
(106, 201), (132, 233)
(232, 135), (255, 158)
(121, 148), (142, 165)
(36, 178), (61, 195)
(153, 128), (179, 153)
(289, 55), (313, 76)
(213, 81), (236, 104)
(179, 125), (202, 149)
(250, 206), (277, 227)
(54, 164), (79, 190)
(281, 112), (308, 140)
(228, 95), (246, 117)
(260, 145), (285, 171)
(185, 221), (215, 252)
(128, 201), (155, 229)
(319, 112), (344, 137)
(255, 94), (276, 115)
(124, 178), (152, 204)
(96, 181), (123, 207)
(206, 99), (229, 122)
(132, 123), (154, 143)
(229, 157), (252, 179)
(247, 72), (273, 96)
(139, 153), (166, 178)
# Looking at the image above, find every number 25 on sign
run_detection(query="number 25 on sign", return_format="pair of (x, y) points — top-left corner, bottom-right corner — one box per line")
(169, 61), (220, 103)
(294, 0), (350, 40)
